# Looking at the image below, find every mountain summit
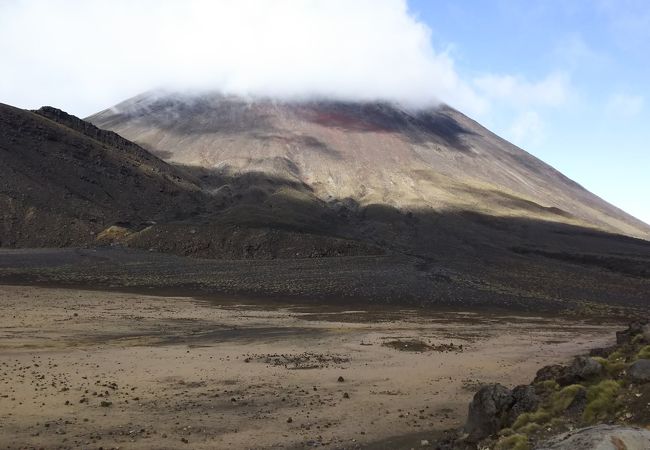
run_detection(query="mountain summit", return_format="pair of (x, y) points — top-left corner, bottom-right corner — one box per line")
(88, 91), (649, 240)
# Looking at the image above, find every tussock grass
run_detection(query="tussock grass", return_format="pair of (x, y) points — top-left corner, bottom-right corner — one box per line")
(512, 410), (550, 430)
(512, 384), (582, 430)
(535, 379), (559, 393)
(495, 433), (530, 450)
(583, 380), (621, 423)
(517, 422), (542, 434)
(547, 384), (584, 415)
(636, 345), (650, 360)
(592, 356), (627, 377)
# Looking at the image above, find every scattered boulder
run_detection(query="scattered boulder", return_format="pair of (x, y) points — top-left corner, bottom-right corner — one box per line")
(465, 383), (541, 442)
(616, 320), (649, 345)
(534, 364), (565, 383)
(508, 385), (539, 423)
(535, 425), (650, 450)
(464, 384), (513, 441)
(557, 356), (603, 386)
(642, 323), (650, 343)
(627, 359), (650, 383)
(588, 346), (616, 358)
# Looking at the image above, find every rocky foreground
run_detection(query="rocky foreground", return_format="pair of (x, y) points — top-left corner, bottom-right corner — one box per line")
(436, 320), (650, 449)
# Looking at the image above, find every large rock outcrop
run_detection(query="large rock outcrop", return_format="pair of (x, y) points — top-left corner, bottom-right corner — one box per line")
(464, 383), (539, 441)
(535, 425), (650, 450)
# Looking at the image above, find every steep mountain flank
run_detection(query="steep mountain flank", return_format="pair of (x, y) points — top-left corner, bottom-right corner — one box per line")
(89, 91), (650, 240)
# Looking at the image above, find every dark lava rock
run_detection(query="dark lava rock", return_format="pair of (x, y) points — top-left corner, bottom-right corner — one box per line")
(465, 383), (540, 442)
(616, 320), (649, 345)
(535, 364), (566, 383)
(557, 356), (604, 386)
(588, 346), (616, 358)
(464, 384), (513, 441)
(628, 359), (650, 383)
(337, 376), (345, 383)
(508, 385), (539, 423)
(643, 324), (650, 343)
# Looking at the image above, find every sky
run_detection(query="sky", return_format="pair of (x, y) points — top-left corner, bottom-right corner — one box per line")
(0, 0), (648, 224)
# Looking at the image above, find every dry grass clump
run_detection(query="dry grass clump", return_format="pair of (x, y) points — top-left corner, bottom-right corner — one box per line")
(636, 345), (650, 360)
(583, 379), (622, 423)
(495, 433), (530, 450)
(591, 355), (627, 377)
(512, 384), (583, 431)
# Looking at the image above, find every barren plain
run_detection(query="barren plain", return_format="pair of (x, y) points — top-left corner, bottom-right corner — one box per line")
(0, 284), (620, 449)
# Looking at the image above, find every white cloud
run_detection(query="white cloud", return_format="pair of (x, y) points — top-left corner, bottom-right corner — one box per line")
(606, 93), (644, 117)
(553, 34), (611, 71)
(473, 72), (571, 109)
(508, 110), (545, 148)
(0, 0), (488, 116)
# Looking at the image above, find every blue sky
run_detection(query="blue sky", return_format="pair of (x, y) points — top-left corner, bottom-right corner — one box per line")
(0, 0), (647, 225)
(409, 0), (649, 224)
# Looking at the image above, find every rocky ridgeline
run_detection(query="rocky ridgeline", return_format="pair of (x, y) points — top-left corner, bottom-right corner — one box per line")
(33, 106), (162, 163)
(438, 320), (650, 449)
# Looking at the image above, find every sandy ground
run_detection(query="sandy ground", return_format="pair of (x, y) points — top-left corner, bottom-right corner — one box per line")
(0, 285), (619, 449)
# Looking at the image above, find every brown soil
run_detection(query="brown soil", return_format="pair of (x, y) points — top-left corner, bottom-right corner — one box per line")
(0, 284), (620, 449)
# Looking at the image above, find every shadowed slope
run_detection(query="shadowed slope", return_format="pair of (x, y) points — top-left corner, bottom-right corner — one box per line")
(0, 103), (210, 246)
(0, 103), (378, 256)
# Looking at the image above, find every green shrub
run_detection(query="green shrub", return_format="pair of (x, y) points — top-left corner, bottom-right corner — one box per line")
(549, 417), (565, 427)
(512, 410), (550, 430)
(512, 384), (582, 431)
(495, 433), (530, 450)
(547, 384), (584, 415)
(592, 356), (627, 377)
(517, 422), (541, 435)
(636, 345), (650, 360)
(535, 379), (559, 393)
(607, 349), (625, 361)
(583, 380), (621, 423)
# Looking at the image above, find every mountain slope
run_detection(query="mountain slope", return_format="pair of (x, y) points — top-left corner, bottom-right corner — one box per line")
(0, 103), (207, 246)
(88, 91), (650, 240)
(2, 97), (650, 309)
(0, 103), (378, 257)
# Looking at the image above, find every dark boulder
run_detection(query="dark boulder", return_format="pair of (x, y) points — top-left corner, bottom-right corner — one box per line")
(534, 364), (566, 383)
(508, 385), (539, 423)
(557, 356), (604, 386)
(464, 383), (539, 442)
(616, 320), (649, 345)
(628, 359), (650, 383)
(464, 384), (513, 441)
(588, 346), (616, 358)
(642, 323), (650, 343)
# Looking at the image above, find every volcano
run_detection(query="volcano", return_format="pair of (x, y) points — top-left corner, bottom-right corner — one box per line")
(2, 92), (650, 309)
(88, 91), (649, 241)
